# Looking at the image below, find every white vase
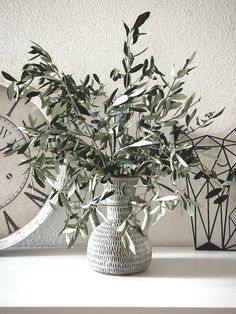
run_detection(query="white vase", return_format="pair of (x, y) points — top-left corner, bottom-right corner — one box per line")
(87, 177), (152, 275)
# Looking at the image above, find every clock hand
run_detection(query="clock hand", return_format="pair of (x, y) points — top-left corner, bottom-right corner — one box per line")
(0, 138), (24, 152)
(0, 144), (8, 152)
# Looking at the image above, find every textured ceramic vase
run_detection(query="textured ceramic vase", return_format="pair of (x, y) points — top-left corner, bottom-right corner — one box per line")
(87, 176), (152, 275)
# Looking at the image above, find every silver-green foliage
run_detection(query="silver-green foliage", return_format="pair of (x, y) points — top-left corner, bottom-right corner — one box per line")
(2, 12), (225, 248)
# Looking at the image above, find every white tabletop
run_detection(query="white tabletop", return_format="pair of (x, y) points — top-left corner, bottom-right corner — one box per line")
(0, 247), (235, 313)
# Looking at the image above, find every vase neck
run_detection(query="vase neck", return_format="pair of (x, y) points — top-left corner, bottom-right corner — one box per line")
(104, 177), (139, 224)
(107, 205), (132, 224)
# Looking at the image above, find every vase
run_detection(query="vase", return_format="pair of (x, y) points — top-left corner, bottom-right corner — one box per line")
(87, 176), (152, 275)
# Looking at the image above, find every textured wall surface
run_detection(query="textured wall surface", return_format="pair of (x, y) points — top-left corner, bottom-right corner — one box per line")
(0, 0), (235, 247)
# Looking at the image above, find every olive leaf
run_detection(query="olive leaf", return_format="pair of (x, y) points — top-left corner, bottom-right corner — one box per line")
(2, 71), (16, 82)
(205, 188), (222, 199)
(132, 12), (150, 30)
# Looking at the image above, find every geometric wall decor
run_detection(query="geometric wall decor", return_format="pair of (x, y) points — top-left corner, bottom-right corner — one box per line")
(185, 129), (236, 251)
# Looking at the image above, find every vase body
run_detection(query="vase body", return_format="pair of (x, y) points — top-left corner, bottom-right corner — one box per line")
(87, 177), (152, 275)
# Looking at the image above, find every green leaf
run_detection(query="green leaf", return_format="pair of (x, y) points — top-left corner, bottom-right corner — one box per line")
(59, 193), (71, 211)
(151, 210), (163, 226)
(206, 188), (222, 199)
(51, 103), (66, 119)
(171, 93), (187, 100)
(142, 114), (159, 120)
(129, 64), (143, 73)
(18, 157), (35, 166)
(107, 88), (119, 108)
(112, 95), (129, 107)
(127, 139), (153, 148)
(4, 149), (16, 156)
(83, 74), (90, 86)
(117, 220), (127, 232)
(172, 81), (184, 91)
(33, 169), (45, 188)
(121, 232), (130, 252)
(101, 172), (111, 183)
(7, 82), (15, 100)
(124, 42), (129, 56)
(186, 108), (197, 126)
(17, 142), (30, 154)
(194, 171), (207, 180)
(77, 104), (90, 116)
(183, 94), (195, 111)
(26, 91), (40, 98)
(214, 194), (228, 204)
(132, 12), (150, 30)
(129, 107), (147, 113)
(184, 51), (197, 69)
(213, 107), (225, 119)
(124, 73), (130, 88)
(187, 199), (201, 207)
(100, 189), (115, 202)
(67, 234), (76, 249)
(176, 154), (188, 167)
(177, 70), (188, 78)
(163, 120), (178, 126)
(96, 208), (109, 223)
(155, 195), (179, 202)
(123, 22), (130, 36)
(28, 113), (37, 128)
(129, 88), (145, 98)
(222, 181), (236, 187)
(2, 71), (16, 82)
(186, 204), (194, 216)
(126, 231), (136, 254)
(93, 73), (100, 84)
(117, 157), (136, 167)
(170, 102), (182, 109)
(110, 69), (116, 79)
(132, 28), (139, 44)
(40, 132), (48, 147)
(111, 128), (116, 155)
(121, 231), (136, 254)
(157, 182), (175, 193)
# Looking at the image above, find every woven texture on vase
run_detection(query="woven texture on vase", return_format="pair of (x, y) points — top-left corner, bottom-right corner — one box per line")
(87, 177), (152, 275)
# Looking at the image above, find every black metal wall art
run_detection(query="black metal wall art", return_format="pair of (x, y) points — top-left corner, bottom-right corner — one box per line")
(185, 129), (236, 251)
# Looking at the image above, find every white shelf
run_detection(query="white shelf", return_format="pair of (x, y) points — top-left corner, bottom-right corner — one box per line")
(0, 247), (235, 314)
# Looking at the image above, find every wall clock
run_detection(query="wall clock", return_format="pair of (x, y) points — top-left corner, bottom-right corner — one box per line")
(0, 83), (52, 250)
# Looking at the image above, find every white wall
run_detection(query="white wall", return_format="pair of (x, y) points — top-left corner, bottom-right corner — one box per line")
(0, 0), (235, 247)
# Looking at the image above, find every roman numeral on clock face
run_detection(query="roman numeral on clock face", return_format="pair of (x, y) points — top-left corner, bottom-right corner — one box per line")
(24, 183), (48, 208)
(0, 125), (12, 138)
(3, 210), (19, 234)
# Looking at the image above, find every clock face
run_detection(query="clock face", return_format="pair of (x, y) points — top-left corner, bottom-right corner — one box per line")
(0, 84), (52, 249)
